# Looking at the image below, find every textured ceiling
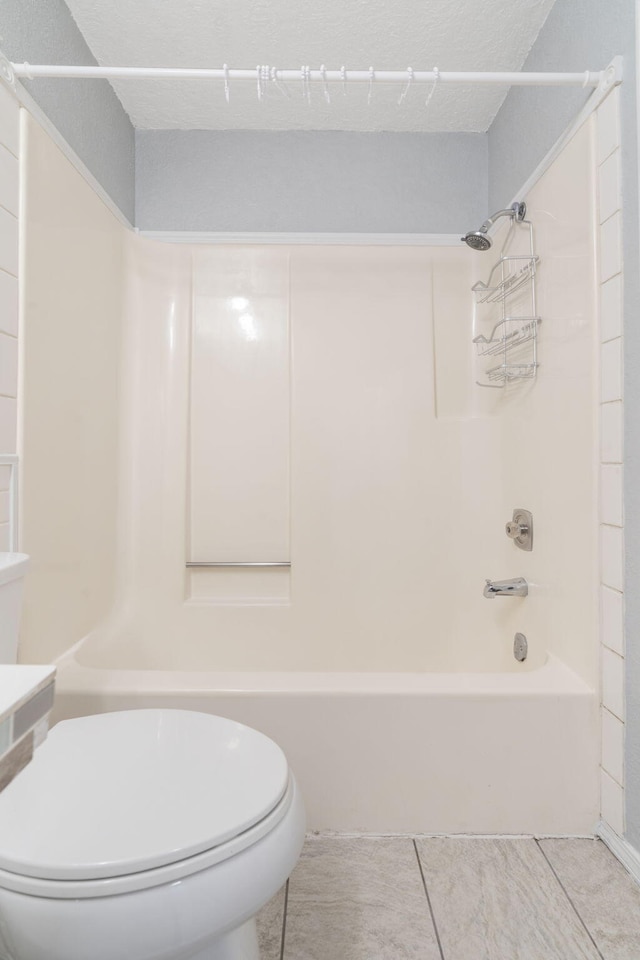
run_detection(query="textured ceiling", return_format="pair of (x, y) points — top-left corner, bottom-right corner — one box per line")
(62, 0), (557, 132)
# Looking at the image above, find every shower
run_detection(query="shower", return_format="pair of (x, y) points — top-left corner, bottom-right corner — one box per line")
(461, 201), (527, 251)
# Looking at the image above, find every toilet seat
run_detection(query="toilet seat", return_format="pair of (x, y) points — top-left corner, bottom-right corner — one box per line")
(0, 710), (290, 895)
(0, 776), (296, 899)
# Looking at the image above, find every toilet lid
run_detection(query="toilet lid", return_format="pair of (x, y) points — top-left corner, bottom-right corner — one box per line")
(0, 709), (289, 881)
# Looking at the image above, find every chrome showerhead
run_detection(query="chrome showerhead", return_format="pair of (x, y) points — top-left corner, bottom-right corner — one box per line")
(461, 230), (492, 251)
(461, 201), (526, 252)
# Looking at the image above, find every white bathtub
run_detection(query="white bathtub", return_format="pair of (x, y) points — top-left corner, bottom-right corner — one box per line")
(52, 640), (599, 836)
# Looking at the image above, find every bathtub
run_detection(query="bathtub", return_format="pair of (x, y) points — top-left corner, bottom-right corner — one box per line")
(52, 636), (599, 836)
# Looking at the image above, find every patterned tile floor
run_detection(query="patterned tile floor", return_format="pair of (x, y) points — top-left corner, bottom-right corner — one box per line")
(257, 836), (640, 960)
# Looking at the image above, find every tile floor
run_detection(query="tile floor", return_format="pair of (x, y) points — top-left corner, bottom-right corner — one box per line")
(257, 836), (640, 960)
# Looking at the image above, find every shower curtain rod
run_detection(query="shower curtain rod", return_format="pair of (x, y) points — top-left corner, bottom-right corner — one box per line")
(10, 63), (605, 87)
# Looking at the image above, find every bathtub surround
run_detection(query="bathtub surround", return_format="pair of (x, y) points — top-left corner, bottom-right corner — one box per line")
(61, 117), (596, 681)
(0, 0), (135, 222)
(15, 101), (598, 832)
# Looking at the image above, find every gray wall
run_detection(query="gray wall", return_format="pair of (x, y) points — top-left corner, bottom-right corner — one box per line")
(135, 130), (487, 234)
(488, 0), (634, 212)
(0, 0), (135, 222)
(489, 0), (640, 852)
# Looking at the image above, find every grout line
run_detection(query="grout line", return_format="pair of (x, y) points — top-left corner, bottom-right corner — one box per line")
(0, 199), (18, 220)
(597, 145), (620, 167)
(279, 878), (289, 960)
(304, 830), (596, 840)
(600, 764), (624, 790)
(413, 839), (446, 960)
(599, 209), (621, 228)
(600, 584), (624, 597)
(534, 840), (606, 960)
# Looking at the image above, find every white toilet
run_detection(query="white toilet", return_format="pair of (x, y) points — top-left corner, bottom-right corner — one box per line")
(0, 559), (305, 960)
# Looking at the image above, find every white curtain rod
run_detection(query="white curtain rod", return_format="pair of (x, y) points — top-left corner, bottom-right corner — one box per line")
(11, 63), (604, 87)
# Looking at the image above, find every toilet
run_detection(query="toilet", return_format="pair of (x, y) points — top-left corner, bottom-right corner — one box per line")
(0, 559), (305, 960)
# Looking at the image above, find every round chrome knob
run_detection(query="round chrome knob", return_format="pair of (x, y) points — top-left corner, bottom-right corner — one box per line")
(505, 509), (533, 551)
(505, 520), (528, 539)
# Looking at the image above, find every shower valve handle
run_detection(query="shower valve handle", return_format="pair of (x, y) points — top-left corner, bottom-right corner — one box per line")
(505, 520), (528, 539)
(505, 508), (533, 552)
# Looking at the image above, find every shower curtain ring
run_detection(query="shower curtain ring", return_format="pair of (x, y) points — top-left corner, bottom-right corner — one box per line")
(261, 65), (270, 99)
(271, 66), (291, 99)
(320, 64), (330, 104)
(223, 63), (230, 103)
(398, 66), (413, 105)
(340, 65), (347, 95)
(425, 66), (439, 107)
(367, 66), (375, 105)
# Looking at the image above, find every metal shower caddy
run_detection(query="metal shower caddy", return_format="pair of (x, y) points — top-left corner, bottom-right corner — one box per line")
(472, 212), (540, 388)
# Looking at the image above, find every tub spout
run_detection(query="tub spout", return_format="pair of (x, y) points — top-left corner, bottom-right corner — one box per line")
(483, 577), (528, 599)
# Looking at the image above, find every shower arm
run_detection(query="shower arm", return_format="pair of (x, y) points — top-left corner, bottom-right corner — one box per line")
(479, 203), (527, 235)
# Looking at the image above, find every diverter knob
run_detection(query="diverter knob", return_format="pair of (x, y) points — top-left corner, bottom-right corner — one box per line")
(505, 509), (533, 552)
(506, 520), (528, 539)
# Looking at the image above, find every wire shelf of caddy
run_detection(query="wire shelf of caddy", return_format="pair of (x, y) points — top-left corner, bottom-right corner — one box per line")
(471, 218), (540, 389)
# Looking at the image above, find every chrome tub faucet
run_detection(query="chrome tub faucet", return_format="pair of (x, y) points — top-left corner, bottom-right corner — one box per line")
(483, 577), (528, 599)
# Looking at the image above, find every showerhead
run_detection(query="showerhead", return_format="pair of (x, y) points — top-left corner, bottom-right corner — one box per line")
(461, 230), (492, 251)
(461, 201), (526, 252)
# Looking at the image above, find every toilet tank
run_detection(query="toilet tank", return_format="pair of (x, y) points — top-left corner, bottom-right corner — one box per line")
(0, 554), (30, 664)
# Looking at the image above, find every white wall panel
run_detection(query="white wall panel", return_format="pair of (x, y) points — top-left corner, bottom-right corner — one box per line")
(190, 248), (290, 565)
(0, 396), (17, 452)
(0, 332), (18, 398)
(0, 85), (19, 158)
(0, 145), (19, 217)
(0, 207), (18, 278)
(0, 270), (18, 338)
(19, 115), (124, 663)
